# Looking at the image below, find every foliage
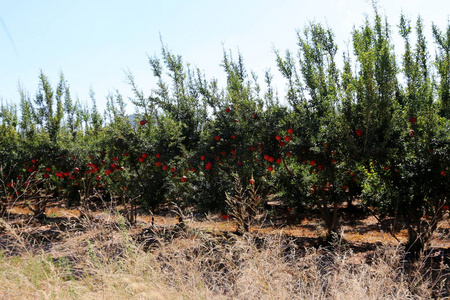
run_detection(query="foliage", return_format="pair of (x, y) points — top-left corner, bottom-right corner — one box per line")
(0, 9), (449, 251)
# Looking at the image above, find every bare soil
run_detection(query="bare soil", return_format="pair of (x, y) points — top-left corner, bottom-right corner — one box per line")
(1, 198), (450, 252)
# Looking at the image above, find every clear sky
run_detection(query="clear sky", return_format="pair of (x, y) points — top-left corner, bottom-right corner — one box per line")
(1, 0), (449, 114)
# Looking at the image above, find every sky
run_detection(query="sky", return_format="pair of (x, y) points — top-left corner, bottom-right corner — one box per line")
(1, 0), (449, 114)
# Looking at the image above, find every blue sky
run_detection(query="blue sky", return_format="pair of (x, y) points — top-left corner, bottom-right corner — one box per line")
(1, 0), (449, 114)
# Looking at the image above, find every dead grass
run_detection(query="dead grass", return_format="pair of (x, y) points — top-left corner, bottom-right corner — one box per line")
(0, 214), (448, 300)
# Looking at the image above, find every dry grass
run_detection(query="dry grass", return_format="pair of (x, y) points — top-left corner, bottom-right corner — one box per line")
(0, 215), (448, 299)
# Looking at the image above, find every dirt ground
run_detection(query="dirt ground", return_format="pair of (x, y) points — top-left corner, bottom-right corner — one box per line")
(2, 200), (450, 251)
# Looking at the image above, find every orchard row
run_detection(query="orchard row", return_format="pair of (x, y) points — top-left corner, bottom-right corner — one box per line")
(1, 10), (449, 250)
